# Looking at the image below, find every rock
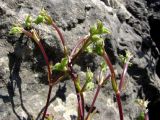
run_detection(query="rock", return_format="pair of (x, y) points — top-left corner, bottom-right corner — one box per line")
(0, 0), (160, 120)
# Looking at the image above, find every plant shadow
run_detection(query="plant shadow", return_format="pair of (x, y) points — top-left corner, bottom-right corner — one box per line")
(7, 35), (33, 120)
(36, 83), (66, 120)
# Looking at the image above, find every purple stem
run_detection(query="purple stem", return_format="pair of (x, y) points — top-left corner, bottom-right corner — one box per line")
(85, 74), (110, 120)
(70, 35), (89, 58)
(145, 112), (149, 120)
(41, 85), (53, 120)
(119, 63), (128, 92)
(68, 62), (84, 120)
(102, 51), (124, 120)
(51, 22), (66, 53)
(85, 85), (101, 120)
(116, 91), (124, 120)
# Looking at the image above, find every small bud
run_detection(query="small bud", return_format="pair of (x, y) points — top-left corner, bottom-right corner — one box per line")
(91, 35), (101, 42)
(25, 15), (32, 28)
(34, 15), (45, 25)
(119, 50), (133, 65)
(97, 20), (103, 33)
(85, 82), (94, 91)
(86, 68), (93, 82)
(52, 57), (68, 71)
(9, 26), (23, 35)
(90, 25), (97, 35)
(94, 43), (104, 56)
(40, 8), (52, 25)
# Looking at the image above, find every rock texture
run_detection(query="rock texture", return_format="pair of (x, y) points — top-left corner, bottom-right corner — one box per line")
(0, 0), (160, 120)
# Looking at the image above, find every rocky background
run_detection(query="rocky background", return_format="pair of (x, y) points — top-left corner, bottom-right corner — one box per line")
(0, 0), (160, 120)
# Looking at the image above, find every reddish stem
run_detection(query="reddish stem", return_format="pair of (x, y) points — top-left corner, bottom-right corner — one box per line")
(51, 22), (67, 54)
(70, 35), (89, 58)
(85, 85), (101, 120)
(37, 42), (52, 83)
(119, 63), (128, 92)
(41, 85), (53, 120)
(68, 61), (84, 120)
(102, 51), (124, 120)
(145, 112), (149, 120)
(85, 74), (110, 120)
(102, 51), (118, 92)
(116, 91), (124, 120)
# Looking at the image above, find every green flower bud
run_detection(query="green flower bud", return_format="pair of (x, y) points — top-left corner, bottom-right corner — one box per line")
(40, 8), (52, 25)
(91, 35), (101, 42)
(34, 15), (45, 25)
(25, 15), (32, 28)
(86, 68), (93, 82)
(94, 44), (104, 55)
(85, 81), (94, 91)
(52, 57), (68, 71)
(9, 26), (23, 35)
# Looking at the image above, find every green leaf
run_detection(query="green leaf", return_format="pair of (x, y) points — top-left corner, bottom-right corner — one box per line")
(9, 26), (23, 35)
(82, 69), (94, 91)
(25, 15), (32, 28)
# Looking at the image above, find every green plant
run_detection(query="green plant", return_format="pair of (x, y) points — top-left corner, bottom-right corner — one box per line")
(10, 9), (134, 120)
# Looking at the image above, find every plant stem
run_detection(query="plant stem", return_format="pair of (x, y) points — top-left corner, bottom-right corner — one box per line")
(145, 112), (149, 120)
(119, 63), (128, 92)
(41, 85), (53, 120)
(68, 62), (84, 120)
(37, 42), (52, 83)
(102, 50), (124, 120)
(85, 74), (110, 120)
(51, 22), (67, 55)
(85, 85), (101, 120)
(70, 36), (90, 62)
(116, 91), (124, 120)
(70, 35), (89, 58)
(102, 50), (118, 92)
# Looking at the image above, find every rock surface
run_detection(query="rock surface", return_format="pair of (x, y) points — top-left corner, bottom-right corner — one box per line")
(0, 0), (160, 120)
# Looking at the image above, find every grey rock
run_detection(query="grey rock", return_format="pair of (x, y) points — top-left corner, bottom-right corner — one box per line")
(0, 0), (160, 120)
